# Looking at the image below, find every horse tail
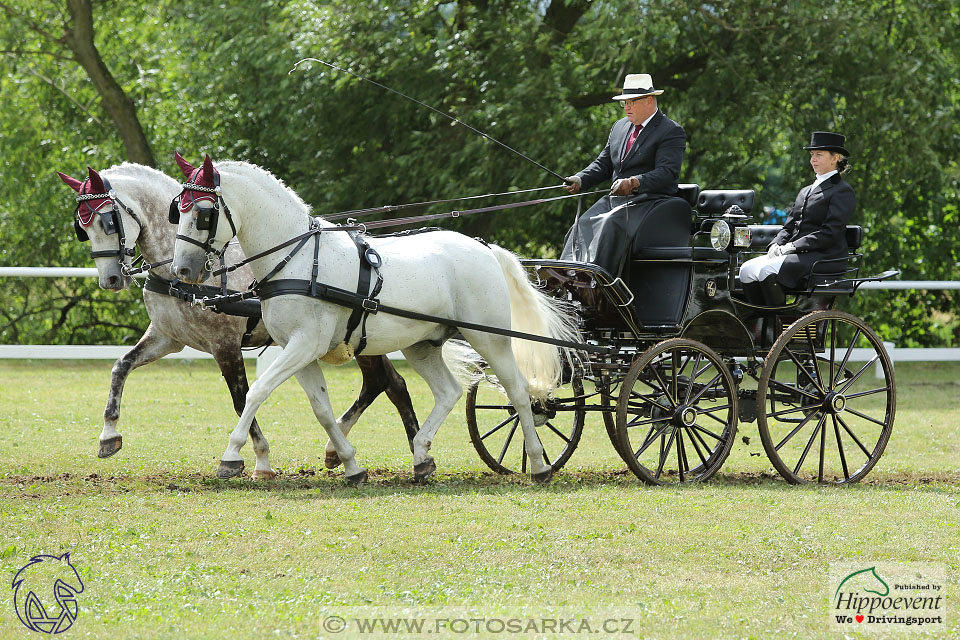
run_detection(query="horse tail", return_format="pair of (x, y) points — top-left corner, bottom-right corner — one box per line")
(488, 244), (581, 399)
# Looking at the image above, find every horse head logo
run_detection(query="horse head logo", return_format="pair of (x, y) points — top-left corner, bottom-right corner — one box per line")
(12, 552), (84, 634)
(835, 566), (890, 598)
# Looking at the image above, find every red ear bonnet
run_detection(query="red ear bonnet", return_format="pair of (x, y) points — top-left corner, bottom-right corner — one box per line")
(176, 152), (219, 213)
(56, 171), (83, 192)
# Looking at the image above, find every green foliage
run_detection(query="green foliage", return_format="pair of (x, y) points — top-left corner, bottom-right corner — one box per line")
(1, 0), (959, 345)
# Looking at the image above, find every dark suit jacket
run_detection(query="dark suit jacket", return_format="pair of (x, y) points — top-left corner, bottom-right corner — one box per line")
(575, 110), (686, 196)
(772, 172), (856, 288)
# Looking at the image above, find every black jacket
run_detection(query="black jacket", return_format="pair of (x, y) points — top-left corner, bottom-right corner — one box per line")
(773, 172), (856, 288)
(575, 110), (685, 196)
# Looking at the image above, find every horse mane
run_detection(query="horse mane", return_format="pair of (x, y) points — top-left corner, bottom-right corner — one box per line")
(216, 160), (314, 215)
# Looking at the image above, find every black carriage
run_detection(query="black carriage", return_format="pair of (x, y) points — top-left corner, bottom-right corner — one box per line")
(465, 185), (898, 485)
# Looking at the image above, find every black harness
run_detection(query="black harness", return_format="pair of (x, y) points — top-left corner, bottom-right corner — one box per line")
(168, 170), (237, 265)
(74, 177), (142, 273)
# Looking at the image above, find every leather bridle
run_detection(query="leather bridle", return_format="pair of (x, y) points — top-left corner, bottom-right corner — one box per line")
(74, 177), (142, 275)
(168, 170), (237, 272)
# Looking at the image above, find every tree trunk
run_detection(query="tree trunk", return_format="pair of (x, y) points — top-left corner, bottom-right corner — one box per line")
(62, 0), (156, 167)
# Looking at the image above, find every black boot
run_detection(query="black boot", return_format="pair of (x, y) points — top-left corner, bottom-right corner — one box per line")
(741, 281), (764, 305)
(759, 274), (785, 307)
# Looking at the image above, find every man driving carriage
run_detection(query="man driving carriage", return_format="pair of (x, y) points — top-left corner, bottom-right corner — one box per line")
(559, 73), (686, 276)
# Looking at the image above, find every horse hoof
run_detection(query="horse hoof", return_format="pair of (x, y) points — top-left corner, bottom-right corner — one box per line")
(217, 459), (244, 479)
(324, 451), (342, 469)
(531, 468), (554, 484)
(251, 469), (277, 481)
(413, 457), (436, 482)
(97, 435), (122, 459)
(345, 470), (368, 486)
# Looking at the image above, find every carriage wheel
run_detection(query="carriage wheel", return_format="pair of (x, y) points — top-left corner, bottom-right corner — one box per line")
(466, 374), (585, 475)
(615, 338), (738, 485)
(756, 310), (895, 484)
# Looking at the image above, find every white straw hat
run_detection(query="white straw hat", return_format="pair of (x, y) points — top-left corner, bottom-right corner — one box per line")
(612, 74), (664, 100)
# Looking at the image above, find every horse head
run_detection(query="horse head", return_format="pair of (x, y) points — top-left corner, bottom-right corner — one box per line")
(170, 152), (237, 284)
(57, 166), (143, 290)
(12, 552), (85, 633)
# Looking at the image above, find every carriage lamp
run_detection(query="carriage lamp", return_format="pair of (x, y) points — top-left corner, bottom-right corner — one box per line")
(709, 220), (731, 250)
(734, 225), (752, 248)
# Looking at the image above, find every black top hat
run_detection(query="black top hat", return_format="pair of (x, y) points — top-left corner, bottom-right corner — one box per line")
(803, 131), (850, 156)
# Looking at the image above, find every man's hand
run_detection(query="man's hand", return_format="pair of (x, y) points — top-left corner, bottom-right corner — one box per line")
(610, 176), (639, 196)
(563, 175), (582, 194)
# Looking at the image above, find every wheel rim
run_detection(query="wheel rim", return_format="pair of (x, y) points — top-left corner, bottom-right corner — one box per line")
(757, 310), (896, 484)
(466, 376), (585, 475)
(615, 339), (737, 485)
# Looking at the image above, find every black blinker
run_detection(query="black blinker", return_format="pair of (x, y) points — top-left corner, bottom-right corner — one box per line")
(168, 198), (181, 224)
(196, 206), (214, 231)
(74, 218), (89, 242)
(101, 211), (118, 236)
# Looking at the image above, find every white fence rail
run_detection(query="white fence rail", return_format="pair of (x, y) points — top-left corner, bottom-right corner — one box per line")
(2, 267), (959, 373)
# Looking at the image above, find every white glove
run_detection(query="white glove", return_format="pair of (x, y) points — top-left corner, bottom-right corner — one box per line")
(563, 175), (582, 194)
(767, 244), (784, 257)
(781, 242), (797, 255)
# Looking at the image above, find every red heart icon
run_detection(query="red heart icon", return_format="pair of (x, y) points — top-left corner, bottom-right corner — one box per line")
(856, 615), (864, 623)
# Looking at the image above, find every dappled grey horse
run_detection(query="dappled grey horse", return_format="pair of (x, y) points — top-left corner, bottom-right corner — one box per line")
(57, 163), (419, 477)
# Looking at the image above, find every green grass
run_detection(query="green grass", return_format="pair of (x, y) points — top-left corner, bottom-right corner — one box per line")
(0, 359), (958, 639)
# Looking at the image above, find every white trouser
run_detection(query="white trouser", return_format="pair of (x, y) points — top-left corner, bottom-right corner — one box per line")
(739, 254), (787, 284)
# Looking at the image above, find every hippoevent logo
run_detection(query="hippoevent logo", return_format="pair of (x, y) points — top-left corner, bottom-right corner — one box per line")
(830, 562), (945, 631)
(11, 553), (85, 634)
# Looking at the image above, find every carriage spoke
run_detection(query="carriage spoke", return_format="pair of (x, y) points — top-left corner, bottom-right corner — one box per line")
(543, 421), (572, 443)
(672, 352), (680, 402)
(792, 413), (827, 476)
(684, 353), (704, 404)
(838, 357), (879, 395)
(701, 409), (731, 426)
(829, 319), (837, 390)
(688, 424), (714, 457)
(784, 347), (824, 394)
(774, 411), (818, 451)
(844, 405), (888, 428)
(818, 411), (827, 482)
(687, 373), (723, 405)
(650, 364), (677, 406)
(521, 442), (527, 473)
(836, 414), (873, 459)
(676, 428), (688, 482)
(690, 422), (723, 442)
(626, 414), (670, 429)
(833, 327), (862, 387)
(806, 329), (826, 391)
(496, 420), (519, 464)
(844, 386), (890, 400)
(767, 377), (820, 400)
(634, 423), (671, 459)
(481, 414), (518, 440)
(655, 426), (678, 479)
(833, 415), (850, 481)
(770, 402), (822, 419)
(686, 425), (710, 468)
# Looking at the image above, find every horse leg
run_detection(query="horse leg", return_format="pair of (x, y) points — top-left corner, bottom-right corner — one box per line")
(325, 355), (419, 469)
(293, 361), (366, 484)
(400, 343), (462, 481)
(458, 330), (552, 482)
(212, 348), (275, 481)
(100, 324), (183, 458)
(218, 336), (322, 479)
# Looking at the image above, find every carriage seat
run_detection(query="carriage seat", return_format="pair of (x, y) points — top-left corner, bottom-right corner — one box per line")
(697, 189), (756, 215)
(745, 224), (862, 252)
(676, 183), (701, 208)
(737, 224), (864, 294)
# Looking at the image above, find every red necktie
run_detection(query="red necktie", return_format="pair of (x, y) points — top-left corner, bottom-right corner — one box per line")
(622, 124), (642, 161)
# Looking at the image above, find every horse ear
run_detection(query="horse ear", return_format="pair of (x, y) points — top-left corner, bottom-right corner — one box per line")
(60, 552), (71, 562)
(201, 154), (215, 181)
(174, 150), (195, 178)
(57, 171), (83, 192)
(87, 166), (106, 193)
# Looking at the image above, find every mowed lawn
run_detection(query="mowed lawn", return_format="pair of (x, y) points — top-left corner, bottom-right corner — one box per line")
(0, 358), (957, 639)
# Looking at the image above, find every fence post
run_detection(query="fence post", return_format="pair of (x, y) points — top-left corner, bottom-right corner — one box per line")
(879, 341), (895, 378)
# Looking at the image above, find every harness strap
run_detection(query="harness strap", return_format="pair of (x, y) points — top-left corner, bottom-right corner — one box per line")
(342, 232), (383, 355)
(256, 278), (612, 354)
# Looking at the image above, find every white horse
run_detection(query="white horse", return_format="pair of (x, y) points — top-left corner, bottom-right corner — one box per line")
(170, 155), (579, 483)
(56, 163), (420, 477)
